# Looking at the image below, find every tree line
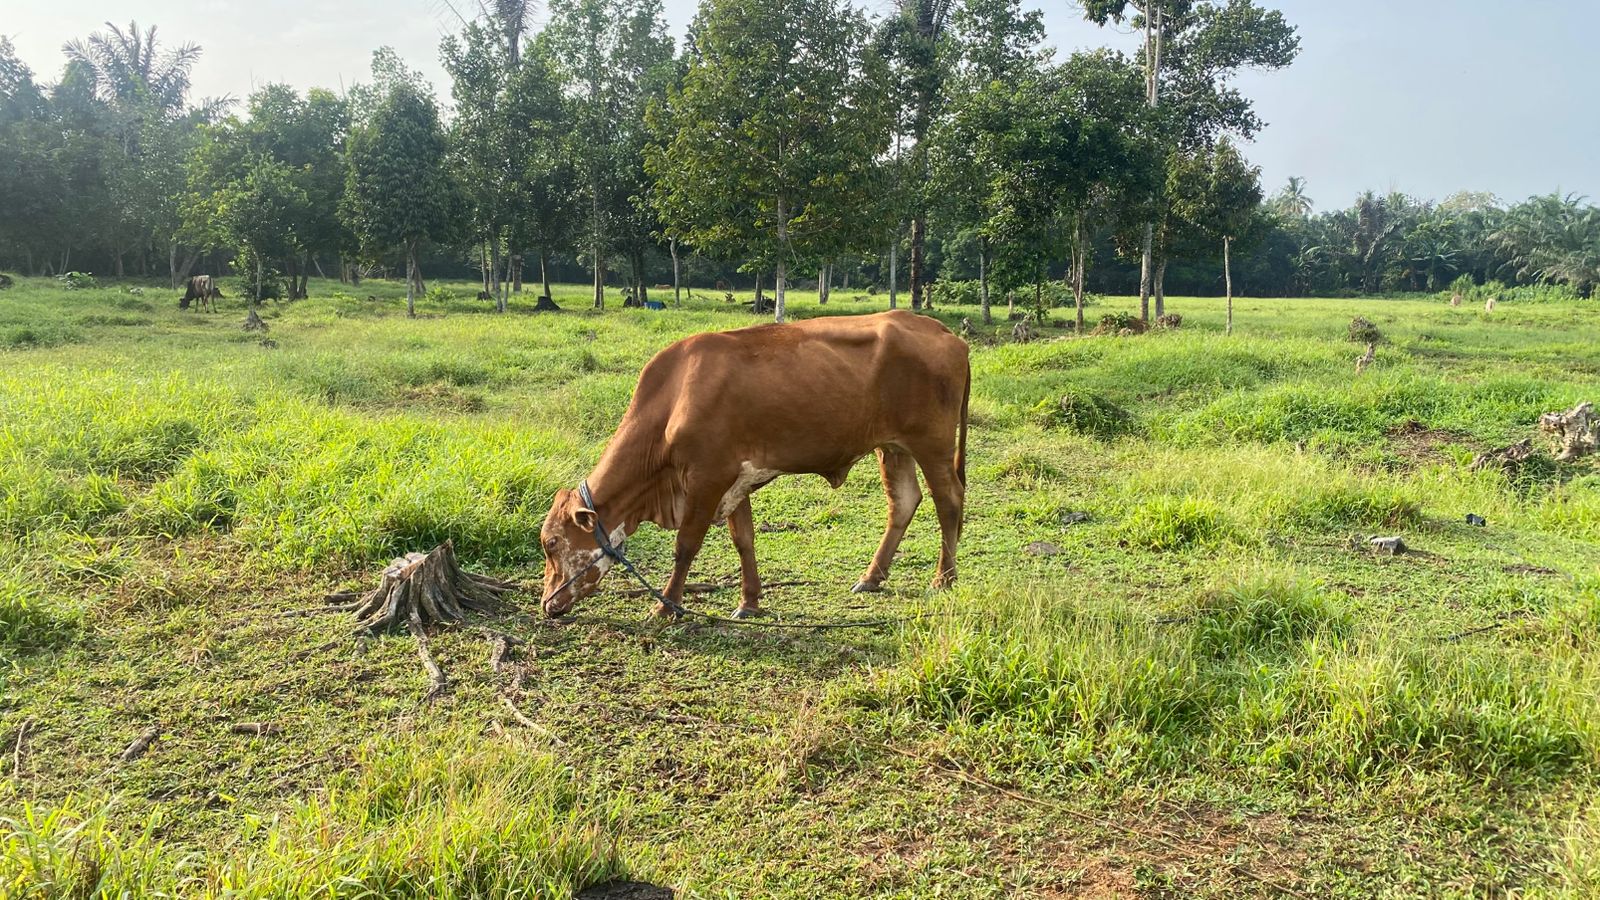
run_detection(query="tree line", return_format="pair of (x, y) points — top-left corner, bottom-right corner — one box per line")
(1, 3), (1594, 323)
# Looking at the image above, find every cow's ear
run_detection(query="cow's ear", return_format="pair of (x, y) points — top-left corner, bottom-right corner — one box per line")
(570, 508), (598, 533)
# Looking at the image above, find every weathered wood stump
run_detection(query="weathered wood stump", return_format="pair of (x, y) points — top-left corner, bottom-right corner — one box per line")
(327, 541), (521, 702)
(533, 295), (560, 311)
(1540, 402), (1598, 461)
(1355, 341), (1376, 374)
(340, 540), (516, 633)
(1012, 319), (1035, 343)
(1470, 438), (1536, 473)
(243, 309), (269, 332)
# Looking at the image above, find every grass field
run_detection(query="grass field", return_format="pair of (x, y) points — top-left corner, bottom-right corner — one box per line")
(2, 276), (1599, 897)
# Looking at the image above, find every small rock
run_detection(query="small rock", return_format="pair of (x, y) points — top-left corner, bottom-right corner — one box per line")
(1465, 513), (1486, 527)
(1024, 541), (1062, 557)
(1059, 510), (1091, 526)
(1369, 536), (1407, 556)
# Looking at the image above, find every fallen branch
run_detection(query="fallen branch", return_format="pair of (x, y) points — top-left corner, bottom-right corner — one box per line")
(275, 602), (359, 618)
(487, 631), (515, 672)
(11, 719), (32, 777)
(883, 744), (1307, 900)
(229, 722), (282, 736)
(119, 726), (161, 763)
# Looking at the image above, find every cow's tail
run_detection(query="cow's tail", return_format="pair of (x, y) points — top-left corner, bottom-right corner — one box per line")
(956, 361), (970, 488)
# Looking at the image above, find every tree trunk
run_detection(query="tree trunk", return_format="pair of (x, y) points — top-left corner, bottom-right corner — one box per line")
(169, 242), (179, 289)
(1154, 257), (1167, 318)
(635, 250), (649, 306)
(978, 237), (991, 326)
(671, 238), (681, 306)
(591, 189), (604, 309)
(490, 242), (504, 313)
(1224, 235), (1234, 336)
(406, 240), (418, 318)
(774, 196), (789, 322)
(909, 215), (925, 311)
(255, 253), (264, 306)
(298, 252), (310, 299)
(888, 231), (898, 310)
(481, 243), (491, 294)
(1138, 223), (1153, 321)
(1073, 214), (1087, 333)
(512, 254), (523, 293)
(540, 247), (552, 300)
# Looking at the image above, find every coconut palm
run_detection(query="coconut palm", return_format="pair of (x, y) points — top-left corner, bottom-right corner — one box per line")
(1271, 175), (1313, 218)
(62, 21), (201, 116)
(1490, 193), (1600, 297)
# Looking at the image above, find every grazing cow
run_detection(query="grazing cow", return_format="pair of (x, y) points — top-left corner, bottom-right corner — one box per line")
(539, 310), (970, 619)
(179, 275), (222, 312)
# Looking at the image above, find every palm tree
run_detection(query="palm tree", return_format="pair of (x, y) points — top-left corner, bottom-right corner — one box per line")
(62, 21), (201, 117)
(1272, 176), (1313, 218)
(1490, 193), (1600, 297)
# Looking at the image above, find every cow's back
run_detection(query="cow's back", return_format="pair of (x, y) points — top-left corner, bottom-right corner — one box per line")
(624, 311), (967, 478)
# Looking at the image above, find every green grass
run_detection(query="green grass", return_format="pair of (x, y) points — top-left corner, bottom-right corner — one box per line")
(1, 276), (1599, 895)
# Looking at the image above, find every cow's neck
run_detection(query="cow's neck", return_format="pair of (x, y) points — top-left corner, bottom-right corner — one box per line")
(585, 424), (679, 534)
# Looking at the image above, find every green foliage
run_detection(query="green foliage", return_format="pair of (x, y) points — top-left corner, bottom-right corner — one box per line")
(0, 563), (79, 653)
(1119, 495), (1235, 550)
(1188, 570), (1351, 658)
(55, 271), (97, 290)
(0, 735), (626, 898)
(1031, 388), (1135, 439)
(647, 0), (889, 320)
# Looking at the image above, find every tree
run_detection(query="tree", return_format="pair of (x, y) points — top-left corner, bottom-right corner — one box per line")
(647, 0), (891, 322)
(1269, 175), (1312, 218)
(342, 55), (459, 317)
(879, 0), (957, 310)
(1491, 193), (1600, 297)
(1081, 0), (1297, 319)
(931, 0), (1047, 324)
(542, 0), (674, 309)
(1168, 139), (1262, 333)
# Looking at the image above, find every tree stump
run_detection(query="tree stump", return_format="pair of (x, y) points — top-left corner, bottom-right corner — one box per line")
(1012, 319), (1035, 343)
(243, 310), (269, 332)
(533, 295), (561, 311)
(1539, 402), (1598, 461)
(343, 540), (516, 633)
(1355, 342), (1376, 374)
(1348, 316), (1380, 343)
(1470, 438), (1536, 473)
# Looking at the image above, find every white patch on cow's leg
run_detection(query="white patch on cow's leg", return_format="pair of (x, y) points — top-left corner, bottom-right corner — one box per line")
(715, 461), (781, 522)
(859, 449), (921, 591)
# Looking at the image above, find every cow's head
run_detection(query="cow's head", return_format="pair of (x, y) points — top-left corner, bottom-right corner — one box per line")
(538, 488), (619, 617)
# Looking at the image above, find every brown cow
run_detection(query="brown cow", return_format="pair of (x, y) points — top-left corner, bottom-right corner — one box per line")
(539, 310), (970, 619)
(179, 275), (222, 312)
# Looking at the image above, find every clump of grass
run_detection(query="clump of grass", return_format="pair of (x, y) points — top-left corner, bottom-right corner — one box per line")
(1349, 316), (1381, 343)
(0, 735), (629, 898)
(1286, 480), (1422, 530)
(0, 564), (80, 653)
(1119, 496), (1235, 550)
(1188, 570), (1352, 658)
(888, 579), (1600, 784)
(1032, 389), (1136, 439)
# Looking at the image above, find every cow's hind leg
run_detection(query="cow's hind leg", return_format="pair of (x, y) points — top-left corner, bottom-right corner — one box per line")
(726, 497), (765, 618)
(918, 457), (965, 589)
(853, 447), (921, 593)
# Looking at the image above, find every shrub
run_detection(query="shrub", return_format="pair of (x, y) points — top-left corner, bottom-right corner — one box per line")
(1031, 388), (1136, 439)
(1348, 316), (1381, 343)
(55, 271), (97, 290)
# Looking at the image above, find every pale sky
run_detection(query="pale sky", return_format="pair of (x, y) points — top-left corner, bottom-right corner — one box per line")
(7, 0), (1597, 211)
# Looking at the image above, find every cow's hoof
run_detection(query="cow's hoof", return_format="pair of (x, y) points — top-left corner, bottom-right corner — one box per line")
(850, 580), (883, 594)
(731, 605), (767, 620)
(650, 601), (682, 620)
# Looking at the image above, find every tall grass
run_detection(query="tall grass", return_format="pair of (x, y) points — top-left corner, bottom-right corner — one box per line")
(0, 735), (627, 898)
(889, 571), (1600, 785)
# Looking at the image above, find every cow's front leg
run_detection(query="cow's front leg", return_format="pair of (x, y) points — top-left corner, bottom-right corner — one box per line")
(725, 497), (765, 618)
(656, 515), (715, 618)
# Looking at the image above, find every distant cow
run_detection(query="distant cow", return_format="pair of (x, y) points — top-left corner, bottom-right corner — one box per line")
(539, 310), (970, 619)
(179, 275), (222, 312)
